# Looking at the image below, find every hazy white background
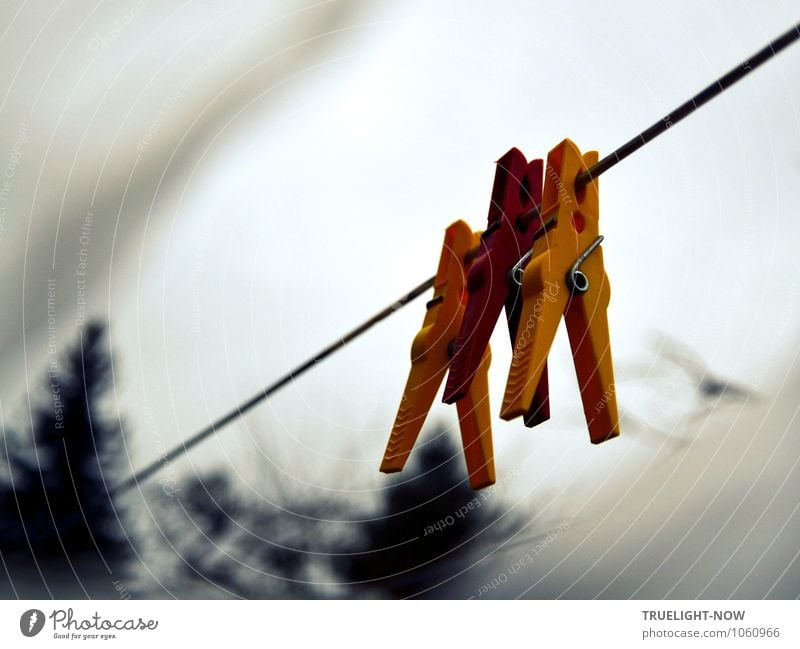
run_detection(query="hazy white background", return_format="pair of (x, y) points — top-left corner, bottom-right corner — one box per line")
(1, 0), (799, 597)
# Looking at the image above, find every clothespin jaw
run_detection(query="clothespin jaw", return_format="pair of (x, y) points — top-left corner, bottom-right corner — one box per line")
(500, 139), (619, 444)
(380, 220), (496, 489)
(443, 148), (551, 427)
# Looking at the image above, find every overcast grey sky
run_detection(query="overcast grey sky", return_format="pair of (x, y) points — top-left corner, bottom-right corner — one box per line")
(1, 0), (799, 597)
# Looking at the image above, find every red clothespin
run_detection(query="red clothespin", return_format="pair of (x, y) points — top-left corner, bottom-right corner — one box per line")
(442, 148), (551, 427)
(380, 220), (495, 489)
(501, 139), (619, 444)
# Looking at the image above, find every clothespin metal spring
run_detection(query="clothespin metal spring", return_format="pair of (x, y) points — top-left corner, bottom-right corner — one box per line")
(507, 214), (559, 286)
(567, 235), (604, 295)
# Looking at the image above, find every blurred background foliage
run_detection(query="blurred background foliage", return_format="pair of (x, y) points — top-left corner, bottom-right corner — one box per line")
(0, 322), (525, 598)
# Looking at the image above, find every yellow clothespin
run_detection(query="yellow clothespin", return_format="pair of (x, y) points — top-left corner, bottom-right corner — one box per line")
(501, 139), (619, 444)
(381, 220), (495, 489)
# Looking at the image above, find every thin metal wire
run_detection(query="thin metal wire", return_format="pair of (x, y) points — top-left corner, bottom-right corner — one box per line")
(517, 20), (800, 229)
(111, 21), (800, 497)
(108, 276), (434, 498)
(577, 21), (800, 188)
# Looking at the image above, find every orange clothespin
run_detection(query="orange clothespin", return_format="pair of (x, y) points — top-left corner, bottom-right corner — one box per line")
(380, 220), (495, 489)
(501, 139), (619, 444)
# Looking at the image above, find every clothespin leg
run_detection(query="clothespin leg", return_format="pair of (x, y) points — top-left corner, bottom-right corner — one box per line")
(523, 367), (550, 427)
(501, 253), (569, 421)
(564, 253), (619, 443)
(506, 286), (551, 427)
(454, 347), (495, 489)
(380, 349), (448, 474)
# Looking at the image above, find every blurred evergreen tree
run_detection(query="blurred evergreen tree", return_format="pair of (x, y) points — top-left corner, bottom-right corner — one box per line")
(142, 470), (351, 598)
(341, 427), (517, 598)
(0, 321), (129, 560)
